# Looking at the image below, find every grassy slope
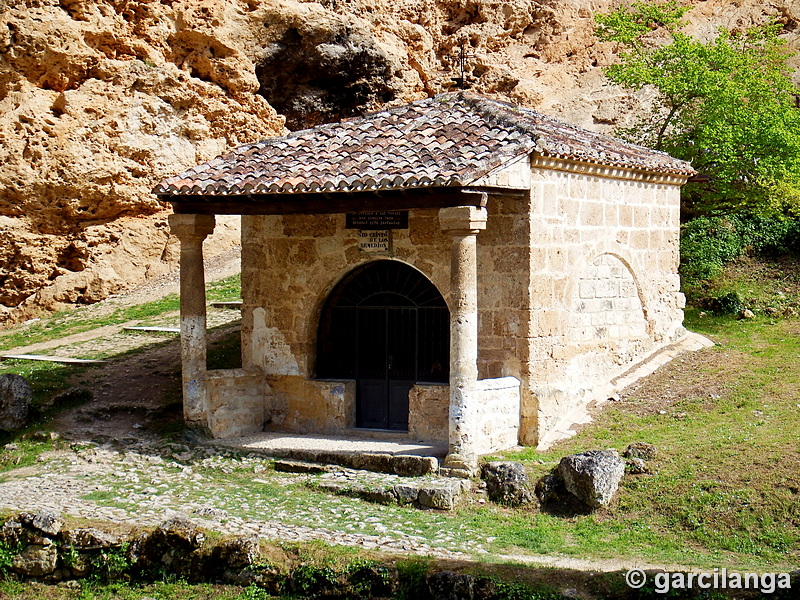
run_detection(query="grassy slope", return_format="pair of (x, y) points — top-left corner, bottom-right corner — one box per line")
(495, 310), (799, 570)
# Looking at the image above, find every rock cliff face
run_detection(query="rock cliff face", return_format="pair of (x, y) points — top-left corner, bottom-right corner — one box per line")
(1, 0), (798, 322)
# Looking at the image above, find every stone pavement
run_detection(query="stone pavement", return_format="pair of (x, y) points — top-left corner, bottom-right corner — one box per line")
(0, 440), (472, 560)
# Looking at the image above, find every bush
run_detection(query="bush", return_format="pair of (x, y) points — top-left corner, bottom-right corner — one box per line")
(680, 214), (800, 288)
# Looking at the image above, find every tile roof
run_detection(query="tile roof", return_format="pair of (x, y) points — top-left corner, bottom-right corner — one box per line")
(154, 92), (694, 197)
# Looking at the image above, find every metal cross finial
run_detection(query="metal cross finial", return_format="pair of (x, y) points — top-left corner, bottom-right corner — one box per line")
(452, 41), (476, 89)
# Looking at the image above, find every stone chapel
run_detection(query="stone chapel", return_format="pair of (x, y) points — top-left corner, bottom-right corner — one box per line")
(155, 92), (696, 471)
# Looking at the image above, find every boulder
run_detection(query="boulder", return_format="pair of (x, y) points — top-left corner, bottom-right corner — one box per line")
(558, 450), (625, 509)
(0, 374), (32, 432)
(480, 461), (533, 507)
(17, 510), (63, 537)
(626, 458), (649, 475)
(418, 480), (465, 510)
(212, 535), (260, 570)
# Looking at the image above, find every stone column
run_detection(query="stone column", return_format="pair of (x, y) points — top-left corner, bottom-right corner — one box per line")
(439, 205), (487, 473)
(168, 213), (216, 429)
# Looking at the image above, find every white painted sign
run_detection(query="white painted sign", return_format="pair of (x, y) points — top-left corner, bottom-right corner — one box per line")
(358, 229), (391, 253)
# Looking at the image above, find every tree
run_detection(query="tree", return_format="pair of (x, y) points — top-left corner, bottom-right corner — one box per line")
(595, 1), (800, 218)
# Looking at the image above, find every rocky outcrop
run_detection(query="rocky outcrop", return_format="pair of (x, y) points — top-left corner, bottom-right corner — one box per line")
(0, 374), (32, 433)
(1, 0), (797, 322)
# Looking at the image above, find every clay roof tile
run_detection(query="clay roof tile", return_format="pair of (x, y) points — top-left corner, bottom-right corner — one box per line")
(154, 92), (694, 197)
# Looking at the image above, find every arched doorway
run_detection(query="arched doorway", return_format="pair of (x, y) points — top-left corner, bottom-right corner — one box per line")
(316, 261), (449, 431)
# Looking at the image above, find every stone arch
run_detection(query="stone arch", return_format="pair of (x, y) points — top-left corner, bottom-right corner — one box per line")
(314, 259), (450, 430)
(567, 253), (651, 362)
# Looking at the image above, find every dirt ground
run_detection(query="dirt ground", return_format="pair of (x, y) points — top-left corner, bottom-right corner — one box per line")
(4, 247), (243, 445)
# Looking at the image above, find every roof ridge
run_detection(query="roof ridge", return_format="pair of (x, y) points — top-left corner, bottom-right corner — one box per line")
(450, 91), (541, 143)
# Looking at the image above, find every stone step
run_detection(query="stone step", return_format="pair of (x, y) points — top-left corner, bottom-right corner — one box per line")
(211, 301), (243, 309)
(0, 354), (107, 365)
(273, 459), (332, 474)
(123, 326), (181, 334)
(231, 445), (439, 477)
(312, 470), (471, 510)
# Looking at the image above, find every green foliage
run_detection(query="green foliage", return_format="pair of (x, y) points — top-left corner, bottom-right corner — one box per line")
(0, 538), (23, 575)
(288, 563), (338, 595)
(236, 583), (272, 600)
(679, 214), (800, 289)
(394, 557), (430, 600)
(90, 542), (131, 583)
(595, 1), (800, 217)
(490, 578), (564, 600)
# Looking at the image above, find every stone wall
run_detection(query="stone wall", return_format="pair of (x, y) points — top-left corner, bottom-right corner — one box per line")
(473, 377), (521, 456)
(206, 368), (265, 438)
(408, 384), (448, 442)
(525, 158), (685, 440)
(238, 198), (529, 444)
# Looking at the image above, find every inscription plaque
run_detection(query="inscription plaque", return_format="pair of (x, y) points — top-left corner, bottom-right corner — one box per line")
(358, 230), (391, 254)
(346, 211), (408, 230)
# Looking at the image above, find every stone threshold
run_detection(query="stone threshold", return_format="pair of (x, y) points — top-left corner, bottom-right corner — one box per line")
(273, 459), (471, 510)
(210, 431), (447, 477)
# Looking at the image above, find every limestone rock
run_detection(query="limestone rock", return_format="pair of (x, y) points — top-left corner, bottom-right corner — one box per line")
(1, 0), (796, 321)
(480, 461), (533, 507)
(0, 374), (32, 433)
(417, 480), (465, 510)
(12, 544), (59, 577)
(391, 454), (438, 477)
(626, 457), (649, 475)
(212, 535), (260, 570)
(17, 510), (63, 537)
(558, 450), (625, 509)
(61, 527), (120, 550)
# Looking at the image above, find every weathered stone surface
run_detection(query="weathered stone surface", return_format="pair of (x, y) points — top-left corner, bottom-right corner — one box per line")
(534, 471), (569, 506)
(391, 454), (438, 477)
(480, 461), (533, 507)
(623, 442), (657, 460)
(12, 544), (59, 577)
(0, 374), (32, 432)
(273, 459), (330, 474)
(418, 481), (464, 510)
(212, 535), (260, 570)
(393, 483), (420, 505)
(18, 510), (63, 537)
(350, 452), (394, 474)
(61, 527), (120, 549)
(626, 457), (649, 475)
(558, 450), (626, 509)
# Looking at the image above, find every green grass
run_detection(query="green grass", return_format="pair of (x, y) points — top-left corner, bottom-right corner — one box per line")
(0, 579), (263, 600)
(491, 311), (799, 570)
(0, 274), (241, 352)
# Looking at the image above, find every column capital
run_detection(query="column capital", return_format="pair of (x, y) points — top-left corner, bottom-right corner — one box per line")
(439, 206), (487, 233)
(168, 213), (216, 241)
